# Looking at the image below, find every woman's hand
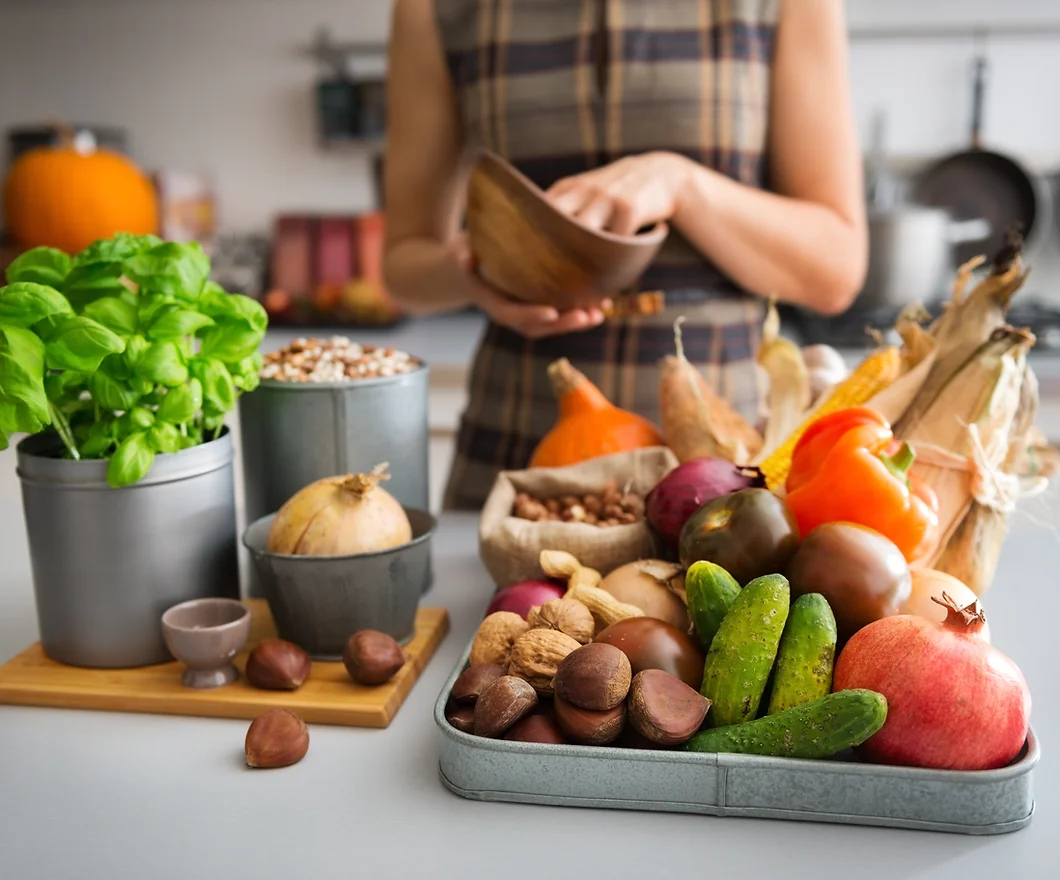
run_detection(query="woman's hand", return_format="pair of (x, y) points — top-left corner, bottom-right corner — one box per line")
(545, 152), (692, 235)
(450, 234), (610, 339)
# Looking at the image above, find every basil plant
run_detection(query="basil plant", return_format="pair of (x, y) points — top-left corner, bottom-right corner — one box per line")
(0, 233), (267, 487)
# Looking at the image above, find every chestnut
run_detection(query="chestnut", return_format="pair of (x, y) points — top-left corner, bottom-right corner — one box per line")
(451, 663), (508, 705)
(244, 639), (311, 690)
(343, 630), (407, 685)
(553, 643), (631, 711)
(553, 695), (625, 746)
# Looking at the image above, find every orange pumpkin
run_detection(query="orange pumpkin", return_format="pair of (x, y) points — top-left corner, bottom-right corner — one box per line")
(2, 133), (159, 256)
(529, 358), (665, 468)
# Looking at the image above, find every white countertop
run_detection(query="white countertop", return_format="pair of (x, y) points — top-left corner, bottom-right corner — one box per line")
(1, 432), (1059, 878)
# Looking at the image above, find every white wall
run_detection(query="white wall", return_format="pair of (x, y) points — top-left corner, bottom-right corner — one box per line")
(1, 0), (1059, 233)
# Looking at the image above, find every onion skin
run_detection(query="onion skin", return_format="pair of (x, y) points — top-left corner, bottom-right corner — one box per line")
(900, 570), (990, 643)
(266, 469), (412, 556)
(646, 458), (767, 549)
(598, 561), (689, 630)
(485, 581), (565, 620)
(833, 596), (1030, 771)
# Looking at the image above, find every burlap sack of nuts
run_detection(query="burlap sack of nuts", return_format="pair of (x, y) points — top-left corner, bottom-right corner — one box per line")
(478, 446), (679, 586)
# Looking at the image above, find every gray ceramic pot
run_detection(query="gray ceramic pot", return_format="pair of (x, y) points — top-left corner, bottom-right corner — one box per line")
(16, 430), (240, 668)
(242, 508), (436, 660)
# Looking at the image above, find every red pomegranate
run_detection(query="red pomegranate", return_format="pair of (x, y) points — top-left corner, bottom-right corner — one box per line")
(833, 592), (1031, 771)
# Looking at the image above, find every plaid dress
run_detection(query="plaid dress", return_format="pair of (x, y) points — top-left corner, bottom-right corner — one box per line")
(437, 0), (779, 510)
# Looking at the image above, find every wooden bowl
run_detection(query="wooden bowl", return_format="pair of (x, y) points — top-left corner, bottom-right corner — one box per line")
(466, 151), (669, 309)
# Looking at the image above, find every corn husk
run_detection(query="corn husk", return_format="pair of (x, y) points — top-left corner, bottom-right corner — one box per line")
(756, 300), (811, 458)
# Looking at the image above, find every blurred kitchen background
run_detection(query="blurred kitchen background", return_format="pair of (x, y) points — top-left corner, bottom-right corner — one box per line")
(4, 0), (1060, 505)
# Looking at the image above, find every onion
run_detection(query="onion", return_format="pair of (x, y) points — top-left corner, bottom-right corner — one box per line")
(645, 458), (767, 549)
(486, 580), (565, 620)
(599, 560), (689, 630)
(900, 569), (990, 642)
(834, 592), (1030, 771)
(266, 463), (412, 556)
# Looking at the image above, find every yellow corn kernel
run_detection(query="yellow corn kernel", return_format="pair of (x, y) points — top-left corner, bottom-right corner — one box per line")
(758, 346), (903, 490)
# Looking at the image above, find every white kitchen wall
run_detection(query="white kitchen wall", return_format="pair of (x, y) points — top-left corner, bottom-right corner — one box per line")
(1, 0), (1059, 232)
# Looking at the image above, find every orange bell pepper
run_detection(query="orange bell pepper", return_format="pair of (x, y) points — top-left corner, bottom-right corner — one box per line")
(784, 407), (940, 562)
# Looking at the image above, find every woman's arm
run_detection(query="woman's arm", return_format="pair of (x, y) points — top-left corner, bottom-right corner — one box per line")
(547, 0), (868, 315)
(382, 0), (609, 336)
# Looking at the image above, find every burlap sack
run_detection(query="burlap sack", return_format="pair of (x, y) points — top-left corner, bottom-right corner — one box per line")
(478, 447), (680, 586)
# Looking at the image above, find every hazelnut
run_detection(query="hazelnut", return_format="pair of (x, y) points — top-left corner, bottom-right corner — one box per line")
(545, 498), (561, 514)
(627, 669), (711, 746)
(473, 676), (538, 738)
(503, 714), (567, 744)
(469, 612), (530, 668)
(553, 695), (626, 745)
(244, 639), (311, 690)
(342, 630), (407, 685)
(553, 643), (632, 711)
(507, 629), (581, 695)
(560, 494), (580, 510)
(451, 663), (507, 704)
(445, 702), (476, 734)
(527, 598), (595, 645)
(245, 708), (310, 768)
(583, 495), (603, 515)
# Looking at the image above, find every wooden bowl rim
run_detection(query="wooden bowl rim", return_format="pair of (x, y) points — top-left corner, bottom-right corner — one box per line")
(471, 149), (670, 248)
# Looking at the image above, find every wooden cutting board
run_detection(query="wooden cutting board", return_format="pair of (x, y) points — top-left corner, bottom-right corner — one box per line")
(0, 600), (449, 728)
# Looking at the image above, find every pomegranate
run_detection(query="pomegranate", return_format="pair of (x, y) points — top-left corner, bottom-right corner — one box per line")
(833, 593), (1030, 771)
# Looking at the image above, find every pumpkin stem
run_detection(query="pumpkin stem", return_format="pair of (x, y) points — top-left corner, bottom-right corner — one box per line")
(673, 316), (688, 363)
(931, 591), (987, 634)
(546, 358), (613, 415)
(342, 462), (391, 497)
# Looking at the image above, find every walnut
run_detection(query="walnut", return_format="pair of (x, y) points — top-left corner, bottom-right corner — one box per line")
(507, 629), (581, 695)
(527, 598), (595, 644)
(470, 612), (530, 668)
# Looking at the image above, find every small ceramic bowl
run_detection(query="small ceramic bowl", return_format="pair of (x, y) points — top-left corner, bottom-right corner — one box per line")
(161, 598), (251, 689)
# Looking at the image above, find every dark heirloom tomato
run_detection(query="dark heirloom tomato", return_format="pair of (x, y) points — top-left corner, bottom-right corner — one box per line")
(593, 618), (705, 689)
(786, 521), (911, 641)
(678, 488), (800, 585)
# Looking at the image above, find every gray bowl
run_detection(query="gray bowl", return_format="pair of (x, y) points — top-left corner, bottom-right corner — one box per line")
(242, 508), (436, 660)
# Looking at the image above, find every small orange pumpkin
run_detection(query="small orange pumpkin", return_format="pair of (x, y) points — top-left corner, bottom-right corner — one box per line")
(529, 358), (665, 469)
(2, 130), (159, 256)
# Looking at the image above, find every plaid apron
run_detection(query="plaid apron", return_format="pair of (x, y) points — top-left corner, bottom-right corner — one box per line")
(436, 0), (779, 509)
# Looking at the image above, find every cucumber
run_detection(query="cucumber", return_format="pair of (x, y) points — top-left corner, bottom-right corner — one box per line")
(699, 573), (789, 727)
(684, 560), (742, 649)
(684, 689), (888, 759)
(767, 593), (838, 715)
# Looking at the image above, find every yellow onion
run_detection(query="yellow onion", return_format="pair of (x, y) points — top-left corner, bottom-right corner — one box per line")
(266, 463), (412, 556)
(900, 569), (991, 642)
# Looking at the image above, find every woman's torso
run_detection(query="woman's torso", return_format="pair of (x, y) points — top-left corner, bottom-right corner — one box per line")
(434, 0), (781, 509)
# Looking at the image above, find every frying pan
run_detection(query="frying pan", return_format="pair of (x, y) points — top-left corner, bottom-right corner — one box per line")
(913, 52), (1047, 266)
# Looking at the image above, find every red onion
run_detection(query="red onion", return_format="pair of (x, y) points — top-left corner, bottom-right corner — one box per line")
(485, 580), (565, 620)
(646, 458), (766, 549)
(833, 592), (1031, 771)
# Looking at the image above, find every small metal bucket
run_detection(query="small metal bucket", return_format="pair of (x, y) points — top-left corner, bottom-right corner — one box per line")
(242, 508), (436, 660)
(16, 430), (239, 668)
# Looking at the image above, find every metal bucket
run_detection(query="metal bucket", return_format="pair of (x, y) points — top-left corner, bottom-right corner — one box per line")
(242, 508), (436, 660)
(16, 430), (239, 668)
(238, 366), (431, 597)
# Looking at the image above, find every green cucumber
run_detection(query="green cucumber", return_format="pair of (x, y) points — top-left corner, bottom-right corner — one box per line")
(699, 573), (789, 727)
(684, 560), (741, 649)
(684, 689), (888, 759)
(767, 593), (838, 715)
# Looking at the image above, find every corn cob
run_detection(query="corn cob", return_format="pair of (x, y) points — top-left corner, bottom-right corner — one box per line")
(757, 345), (903, 490)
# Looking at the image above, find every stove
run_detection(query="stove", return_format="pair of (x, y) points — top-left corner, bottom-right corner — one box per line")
(781, 297), (1060, 353)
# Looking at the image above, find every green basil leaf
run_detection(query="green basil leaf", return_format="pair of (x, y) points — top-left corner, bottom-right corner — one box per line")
(79, 434), (115, 458)
(124, 242), (210, 300)
(198, 322), (262, 362)
(0, 325), (50, 448)
(75, 233), (164, 267)
(0, 282), (74, 328)
(199, 285), (268, 333)
(5, 247), (72, 287)
(194, 358), (236, 414)
(44, 371), (87, 404)
(147, 308), (214, 341)
(44, 316), (126, 373)
(107, 431), (155, 487)
(89, 369), (140, 412)
(135, 341), (188, 388)
(83, 296), (138, 336)
(61, 262), (128, 311)
(157, 378), (202, 424)
(146, 422), (182, 454)
(125, 407), (155, 430)
(137, 292), (173, 329)
(202, 411), (227, 431)
(32, 314), (69, 343)
(122, 334), (150, 371)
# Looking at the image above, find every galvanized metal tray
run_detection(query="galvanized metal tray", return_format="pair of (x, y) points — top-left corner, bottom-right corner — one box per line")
(434, 640), (1038, 835)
